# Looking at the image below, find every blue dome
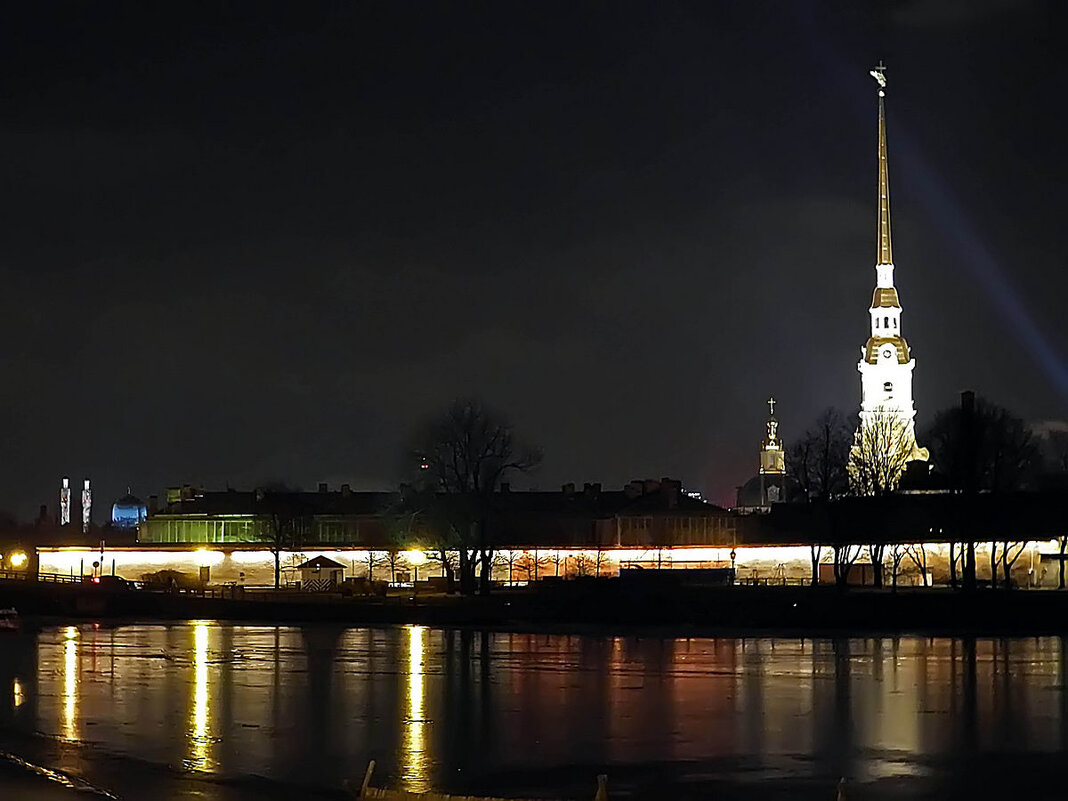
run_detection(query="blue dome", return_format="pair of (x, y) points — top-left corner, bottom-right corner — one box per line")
(112, 493), (147, 528)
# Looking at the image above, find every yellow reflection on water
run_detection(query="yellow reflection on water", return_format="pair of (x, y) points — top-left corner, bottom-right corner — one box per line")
(187, 621), (215, 771)
(402, 625), (430, 791)
(62, 626), (78, 740)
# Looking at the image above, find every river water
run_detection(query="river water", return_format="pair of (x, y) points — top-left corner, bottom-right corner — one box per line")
(1, 623), (1067, 799)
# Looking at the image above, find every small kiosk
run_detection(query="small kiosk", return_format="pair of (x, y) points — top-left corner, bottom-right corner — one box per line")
(296, 555), (345, 591)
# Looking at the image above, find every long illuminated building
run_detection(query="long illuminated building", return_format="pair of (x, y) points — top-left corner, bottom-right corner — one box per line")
(33, 480), (1066, 588)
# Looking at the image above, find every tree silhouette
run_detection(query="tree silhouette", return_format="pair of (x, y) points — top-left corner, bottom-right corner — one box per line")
(787, 407), (853, 502)
(923, 394), (1040, 591)
(254, 485), (308, 589)
(849, 407), (915, 497)
(408, 398), (541, 595)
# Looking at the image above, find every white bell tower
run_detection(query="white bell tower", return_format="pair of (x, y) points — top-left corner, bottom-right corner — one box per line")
(856, 64), (928, 463)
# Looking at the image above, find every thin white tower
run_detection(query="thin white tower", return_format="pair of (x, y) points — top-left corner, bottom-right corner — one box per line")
(60, 477), (71, 525)
(855, 63), (928, 462)
(81, 478), (92, 533)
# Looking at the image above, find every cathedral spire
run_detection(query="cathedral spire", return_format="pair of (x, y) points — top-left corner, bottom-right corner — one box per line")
(872, 62), (892, 267)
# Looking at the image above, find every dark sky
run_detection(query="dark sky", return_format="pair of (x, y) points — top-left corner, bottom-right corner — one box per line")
(0, 1), (1063, 518)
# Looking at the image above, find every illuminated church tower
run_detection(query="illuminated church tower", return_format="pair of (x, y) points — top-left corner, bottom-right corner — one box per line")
(855, 64), (928, 464)
(737, 397), (801, 511)
(759, 396), (785, 476)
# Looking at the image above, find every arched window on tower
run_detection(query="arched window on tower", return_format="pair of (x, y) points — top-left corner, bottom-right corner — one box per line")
(893, 318), (897, 329)
(875, 318), (880, 328)
(884, 316), (889, 328)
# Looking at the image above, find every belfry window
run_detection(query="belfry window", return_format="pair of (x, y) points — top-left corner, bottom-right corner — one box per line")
(884, 316), (889, 328)
(875, 318), (879, 328)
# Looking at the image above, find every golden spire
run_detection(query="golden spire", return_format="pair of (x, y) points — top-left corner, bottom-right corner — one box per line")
(872, 62), (892, 265)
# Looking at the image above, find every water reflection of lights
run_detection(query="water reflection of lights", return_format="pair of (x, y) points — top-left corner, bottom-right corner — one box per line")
(62, 626), (78, 740)
(188, 621), (215, 771)
(402, 625), (430, 791)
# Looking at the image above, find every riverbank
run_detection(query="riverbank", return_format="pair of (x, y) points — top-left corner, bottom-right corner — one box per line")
(5, 576), (1068, 634)
(0, 730), (351, 801)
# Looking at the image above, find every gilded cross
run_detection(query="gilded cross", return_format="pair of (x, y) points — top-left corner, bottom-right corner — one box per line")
(767, 396), (776, 416)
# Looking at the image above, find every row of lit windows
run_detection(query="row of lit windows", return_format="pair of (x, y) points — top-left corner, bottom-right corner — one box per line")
(141, 515), (738, 546)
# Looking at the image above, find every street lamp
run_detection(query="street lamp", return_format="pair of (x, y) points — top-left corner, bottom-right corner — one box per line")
(406, 549), (427, 591)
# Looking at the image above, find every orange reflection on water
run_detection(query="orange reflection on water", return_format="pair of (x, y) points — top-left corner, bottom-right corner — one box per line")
(62, 626), (78, 741)
(401, 625), (430, 791)
(187, 621), (215, 771)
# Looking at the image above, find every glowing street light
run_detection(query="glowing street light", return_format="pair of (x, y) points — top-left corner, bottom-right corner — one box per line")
(8, 551), (27, 569)
(406, 549), (427, 591)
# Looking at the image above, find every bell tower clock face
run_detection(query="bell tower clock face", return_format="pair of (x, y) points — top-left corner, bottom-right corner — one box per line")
(881, 346), (894, 360)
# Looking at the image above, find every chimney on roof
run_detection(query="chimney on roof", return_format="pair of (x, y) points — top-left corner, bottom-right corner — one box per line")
(624, 480), (643, 499)
(318, 482), (328, 493)
(561, 482), (575, 495)
(341, 483), (351, 497)
(661, 478), (680, 509)
(643, 478), (660, 495)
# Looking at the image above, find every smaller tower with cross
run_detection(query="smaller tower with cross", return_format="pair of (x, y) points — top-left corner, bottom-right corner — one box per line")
(759, 396), (785, 475)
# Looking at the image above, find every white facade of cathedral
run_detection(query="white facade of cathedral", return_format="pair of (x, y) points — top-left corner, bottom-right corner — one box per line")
(856, 66), (928, 462)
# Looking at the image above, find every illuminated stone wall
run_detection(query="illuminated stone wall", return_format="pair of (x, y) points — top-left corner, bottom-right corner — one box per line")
(37, 540), (1057, 588)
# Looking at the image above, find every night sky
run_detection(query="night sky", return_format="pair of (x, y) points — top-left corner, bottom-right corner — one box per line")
(0, 1), (1062, 518)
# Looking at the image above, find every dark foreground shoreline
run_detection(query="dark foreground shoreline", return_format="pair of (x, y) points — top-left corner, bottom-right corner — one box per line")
(4, 577), (1068, 636)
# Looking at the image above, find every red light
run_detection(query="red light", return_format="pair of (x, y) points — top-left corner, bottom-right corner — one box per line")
(92, 577), (100, 583)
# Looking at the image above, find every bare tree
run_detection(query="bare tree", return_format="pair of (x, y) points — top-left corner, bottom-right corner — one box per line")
(998, 541), (1028, 589)
(832, 543), (863, 588)
(570, 552), (595, 578)
(494, 549), (519, 584)
(515, 550), (550, 582)
(409, 399), (541, 595)
(926, 397), (1040, 493)
(904, 543), (928, 586)
(787, 408), (853, 501)
(887, 544), (907, 590)
(594, 546), (608, 577)
(1041, 428), (1068, 473)
(849, 407), (916, 497)
(255, 486), (309, 590)
(363, 549), (388, 583)
(386, 549), (403, 583)
(925, 395), (1041, 591)
(394, 484), (462, 592)
(809, 543), (824, 586)
(868, 543), (886, 588)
